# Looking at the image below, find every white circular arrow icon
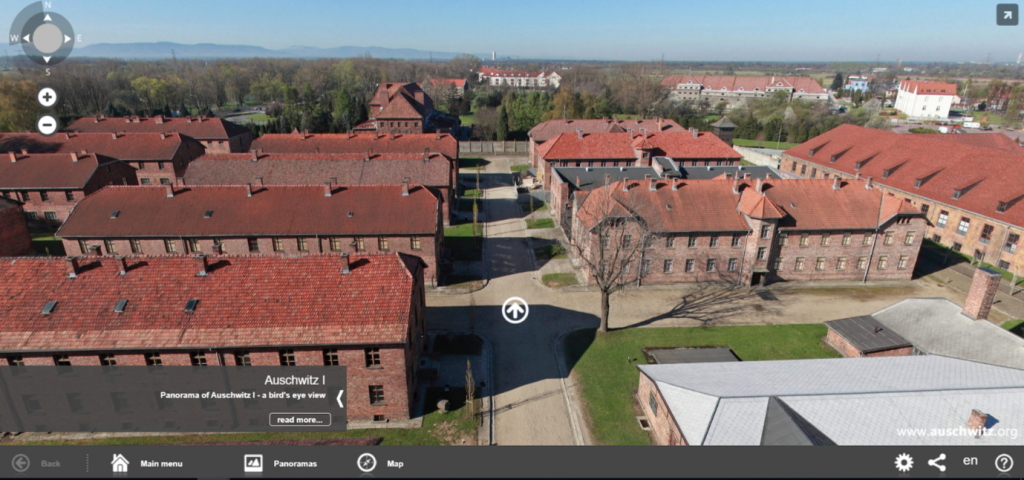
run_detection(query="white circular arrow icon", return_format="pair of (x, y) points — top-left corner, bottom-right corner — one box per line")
(502, 297), (529, 324)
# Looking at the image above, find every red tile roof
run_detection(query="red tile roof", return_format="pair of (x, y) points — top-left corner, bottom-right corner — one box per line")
(370, 82), (430, 119)
(576, 178), (916, 233)
(184, 152), (452, 187)
(539, 131), (741, 161)
(0, 132), (197, 161)
(251, 132), (458, 160)
(0, 253), (420, 352)
(57, 184), (438, 238)
(529, 118), (685, 143)
(784, 124), (1024, 229)
(66, 116), (251, 141)
(899, 80), (957, 96)
(428, 78), (467, 88)
(661, 75), (827, 94)
(928, 133), (1024, 154)
(0, 152), (120, 190)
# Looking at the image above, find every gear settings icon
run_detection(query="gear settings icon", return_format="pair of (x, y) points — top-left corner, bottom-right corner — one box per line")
(894, 453), (914, 472)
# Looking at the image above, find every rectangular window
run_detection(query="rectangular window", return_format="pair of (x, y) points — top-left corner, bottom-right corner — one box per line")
(710, 235), (719, 248)
(99, 354), (117, 366)
(933, 234), (942, 243)
(159, 178), (171, 185)
(836, 257), (847, 270)
(760, 225), (771, 239)
(920, 204), (930, 215)
(104, 240), (116, 255)
(190, 352), (207, 366)
(248, 238), (260, 253)
(663, 259), (673, 274)
(329, 237), (342, 251)
(857, 256), (867, 270)
(648, 392), (658, 417)
(1006, 233), (1020, 254)
(39, 191), (49, 202)
(369, 385), (385, 405)
(297, 237), (308, 251)
(799, 234), (809, 247)
(7, 356), (24, 367)
(727, 258), (738, 272)
(365, 347), (381, 367)
(771, 257), (782, 270)
(622, 235), (632, 249)
(378, 237), (389, 251)
(795, 257), (805, 271)
(757, 247), (767, 260)
(897, 255), (909, 270)
(140, 178), (152, 185)
(79, 240), (90, 254)
(842, 233), (851, 246)
(641, 259), (651, 276)
(685, 259), (695, 273)
(878, 256), (889, 270)
(144, 352), (162, 366)
(130, 239), (143, 254)
(821, 233), (831, 246)
(273, 238), (284, 252)
(999, 260), (1011, 270)
(980, 225), (994, 244)
(800, 164), (807, 176)
(665, 236), (675, 248)
(158, 162), (166, 170)
(24, 211), (37, 221)
(21, 192), (31, 203)
(905, 231), (916, 246)
(952, 242), (962, 252)
(862, 234), (872, 246)
(411, 236), (421, 251)
(815, 257), (825, 271)
(731, 234), (741, 247)
(279, 350), (296, 366)
(937, 210), (949, 228)
(356, 237), (365, 251)
(810, 168), (817, 178)
(778, 234), (788, 246)
(883, 232), (894, 246)
(188, 238), (201, 253)
(323, 349), (339, 366)
(162, 239), (177, 253)
(687, 235), (697, 248)
(706, 258), (717, 272)
(137, 162), (146, 170)
(234, 351), (252, 366)
(957, 218), (970, 236)
(65, 191), (75, 201)
(54, 355), (71, 366)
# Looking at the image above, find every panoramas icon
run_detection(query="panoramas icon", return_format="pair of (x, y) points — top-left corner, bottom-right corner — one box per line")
(244, 454), (263, 473)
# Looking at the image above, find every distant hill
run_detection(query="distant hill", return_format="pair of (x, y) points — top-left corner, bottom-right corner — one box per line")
(60, 42), (479, 60)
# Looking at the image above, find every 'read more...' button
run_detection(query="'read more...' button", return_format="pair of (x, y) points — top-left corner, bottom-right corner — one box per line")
(269, 413), (332, 427)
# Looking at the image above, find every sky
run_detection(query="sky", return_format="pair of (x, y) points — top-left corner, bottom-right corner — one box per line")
(5, 0), (1024, 62)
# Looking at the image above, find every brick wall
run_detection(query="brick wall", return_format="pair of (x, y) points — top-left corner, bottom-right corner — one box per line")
(825, 328), (913, 358)
(963, 268), (1002, 320)
(134, 137), (206, 185)
(638, 372), (687, 445)
(0, 201), (34, 256)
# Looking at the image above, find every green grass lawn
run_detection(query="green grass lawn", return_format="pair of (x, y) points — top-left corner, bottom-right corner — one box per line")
(14, 388), (478, 446)
(31, 232), (65, 256)
(541, 273), (578, 288)
(445, 274), (484, 289)
(534, 244), (568, 261)
(1003, 319), (1024, 337)
(459, 114), (475, 126)
(922, 240), (1024, 286)
(444, 222), (483, 261)
(463, 188), (483, 198)
(564, 324), (840, 445)
(510, 164), (529, 172)
(732, 138), (799, 150)
(459, 158), (489, 170)
(526, 218), (555, 229)
(521, 201), (548, 213)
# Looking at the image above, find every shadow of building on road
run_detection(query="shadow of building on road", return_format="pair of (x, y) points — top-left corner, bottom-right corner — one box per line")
(627, 283), (757, 328)
(913, 243), (969, 279)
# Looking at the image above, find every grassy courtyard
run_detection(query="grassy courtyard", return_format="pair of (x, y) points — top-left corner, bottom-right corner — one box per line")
(526, 218), (555, 229)
(31, 232), (64, 255)
(732, 138), (799, 150)
(541, 273), (578, 287)
(563, 324), (840, 445)
(444, 222), (483, 261)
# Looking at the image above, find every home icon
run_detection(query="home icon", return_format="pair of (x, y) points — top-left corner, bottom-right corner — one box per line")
(111, 453), (129, 473)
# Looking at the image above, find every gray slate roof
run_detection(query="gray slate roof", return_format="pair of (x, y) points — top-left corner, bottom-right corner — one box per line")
(650, 347), (739, 365)
(640, 356), (1024, 445)
(825, 315), (912, 353)
(554, 164), (780, 191)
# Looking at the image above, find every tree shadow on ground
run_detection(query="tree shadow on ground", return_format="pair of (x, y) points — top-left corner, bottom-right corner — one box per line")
(626, 283), (758, 328)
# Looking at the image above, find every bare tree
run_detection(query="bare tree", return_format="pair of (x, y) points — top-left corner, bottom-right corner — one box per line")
(465, 359), (475, 417)
(568, 179), (662, 332)
(612, 62), (669, 119)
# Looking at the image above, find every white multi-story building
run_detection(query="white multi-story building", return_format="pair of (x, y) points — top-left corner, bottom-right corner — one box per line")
(894, 80), (958, 120)
(478, 67), (561, 88)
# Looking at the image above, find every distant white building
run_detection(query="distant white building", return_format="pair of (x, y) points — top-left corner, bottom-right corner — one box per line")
(894, 80), (958, 120)
(478, 67), (561, 88)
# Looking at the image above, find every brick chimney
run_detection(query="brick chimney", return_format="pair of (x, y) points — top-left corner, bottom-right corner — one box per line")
(8, 152), (16, 162)
(164, 184), (174, 198)
(117, 256), (129, 276)
(577, 128), (584, 139)
(341, 252), (351, 274)
(646, 174), (655, 191)
(324, 182), (333, 197)
(65, 257), (79, 278)
(622, 180), (629, 193)
(672, 180), (679, 191)
(175, 178), (185, 186)
(692, 128), (699, 139)
(732, 177), (740, 194)
(833, 177), (842, 190)
(755, 178), (764, 193)
(111, 132), (118, 140)
(251, 150), (259, 162)
(656, 117), (663, 131)
(855, 172), (862, 180)
(604, 174), (610, 186)
(963, 268), (1002, 321)
(245, 183), (253, 197)
(196, 255), (209, 277)
(401, 177), (410, 196)
(967, 409), (989, 436)
(155, 115), (164, 124)
(865, 176), (873, 189)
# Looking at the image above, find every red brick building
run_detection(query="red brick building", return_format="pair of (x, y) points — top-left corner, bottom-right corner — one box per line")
(782, 124), (1024, 277)
(537, 130), (741, 189)
(56, 183), (444, 284)
(0, 152), (138, 230)
(0, 197), (33, 256)
(528, 117), (685, 168)
(571, 177), (926, 286)
(251, 131), (459, 160)
(0, 131), (206, 185)
(0, 253), (427, 423)
(65, 116), (252, 153)
(352, 83), (460, 135)
(184, 151), (457, 225)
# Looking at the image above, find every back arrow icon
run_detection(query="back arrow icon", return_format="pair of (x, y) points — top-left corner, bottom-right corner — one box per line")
(336, 389), (344, 408)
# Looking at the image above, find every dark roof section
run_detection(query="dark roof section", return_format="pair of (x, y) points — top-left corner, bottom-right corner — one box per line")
(66, 116), (251, 141)
(555, 165), (779, 191)
(649, 347), (740, 364)
(710, 117), (737, 128)
(760, 397), (836, 446)
(183, 153), (452, 188)
(825, 315), (913, 353)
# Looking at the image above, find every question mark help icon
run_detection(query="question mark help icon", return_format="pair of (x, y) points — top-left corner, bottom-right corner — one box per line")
(995, 453), (1014, 473)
